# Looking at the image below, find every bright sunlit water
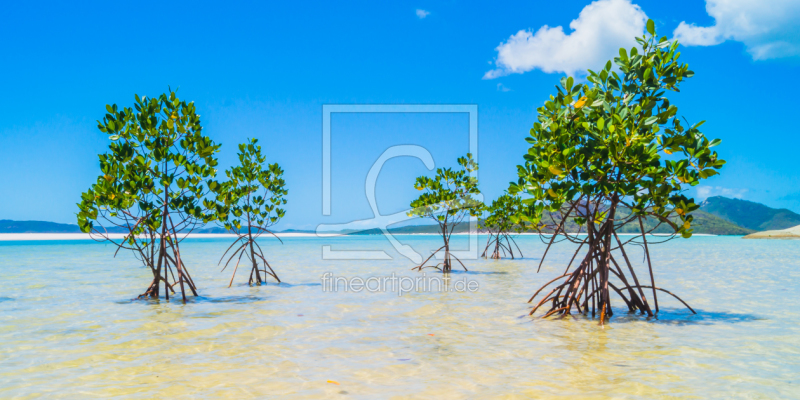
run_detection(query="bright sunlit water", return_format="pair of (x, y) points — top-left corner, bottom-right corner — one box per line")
(1, 235), (799, 399)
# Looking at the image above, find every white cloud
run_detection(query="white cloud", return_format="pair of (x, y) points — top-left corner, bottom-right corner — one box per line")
(484, 0), (647, 79)
(496, 83), (512, 92)
(416, 9), (430, 19)
(696, 186), (748, 202)
(673, 0), (800, 60)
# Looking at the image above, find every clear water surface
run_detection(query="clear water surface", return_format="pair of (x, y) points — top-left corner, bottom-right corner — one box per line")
(0, 235), (798, 399)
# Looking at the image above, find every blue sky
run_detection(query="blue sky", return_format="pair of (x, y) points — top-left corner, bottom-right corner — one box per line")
(1, 0), (799, 229)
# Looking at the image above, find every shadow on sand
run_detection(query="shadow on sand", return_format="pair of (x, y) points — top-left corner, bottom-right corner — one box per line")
(448, 270), (508, 275)
(116, 294), (269, 305)
(525, 307), (763, 325)
(274, 282), (323, 288)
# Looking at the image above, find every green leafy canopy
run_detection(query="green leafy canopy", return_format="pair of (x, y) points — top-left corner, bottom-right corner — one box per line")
(77, 90), (225, 243)
(508, 20), (725, 238)
(408, 153), (483, 223)
(483, 194), (528, 234)
(218, 138), (288, 232)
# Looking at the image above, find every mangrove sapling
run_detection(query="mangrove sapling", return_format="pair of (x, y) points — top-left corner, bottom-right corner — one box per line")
(409, 154), (483, 272)
(481, 194), (527, 259)
(77, 91), (225, 302)
(217, 138), (287, 286)
(509, 20), (724, 324)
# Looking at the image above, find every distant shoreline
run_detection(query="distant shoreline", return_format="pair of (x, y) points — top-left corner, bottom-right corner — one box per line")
(0, 232), (720, 241)
(0, 233), (342, 241)
(743, 224), (800, 239)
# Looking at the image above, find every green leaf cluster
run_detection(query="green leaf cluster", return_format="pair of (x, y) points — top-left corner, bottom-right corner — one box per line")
(77, 91), (224, 244)
(408, 153), (483, 222)
(508, 20), (725, 238)
(483, 194), (528, 234)
(218, 138), (287, 232)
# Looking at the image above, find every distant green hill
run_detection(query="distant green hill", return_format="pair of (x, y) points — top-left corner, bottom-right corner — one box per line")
(0, 220), (226, 234)
(700, 196), (800, 231)
(0, 220), (84, 233)
(617, 209), (753, 235)
(344, 207), (753, 236)
(7, 196), (793, 236)
(346, 223), (470, 235)
(529, 208), (752, 236)
(0, 220), (313, 235)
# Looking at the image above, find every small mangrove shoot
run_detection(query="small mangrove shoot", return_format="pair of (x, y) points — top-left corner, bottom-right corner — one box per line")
(409, 153), (483, 273)
(481, 194), (526, 259)
(218, 138), (287, 286)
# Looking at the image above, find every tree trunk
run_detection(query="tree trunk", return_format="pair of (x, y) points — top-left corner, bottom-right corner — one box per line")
(247, 212), (261, 285)
(152, 190), (170, 299)
(444, 240), (451, 273)
(441, 223), (451, 273)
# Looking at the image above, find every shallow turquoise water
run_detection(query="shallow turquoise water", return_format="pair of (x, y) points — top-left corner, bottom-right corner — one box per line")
(1, 235), (799, 399)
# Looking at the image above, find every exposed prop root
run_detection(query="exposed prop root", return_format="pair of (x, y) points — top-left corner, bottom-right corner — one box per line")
(481, 230), (524, 259)
(617, 285), (696, 314)
(527, 197), (695, 323)
(133, 215), (199, 303)
(414, 244), (466, 273)
(220, 224), (282, 286)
